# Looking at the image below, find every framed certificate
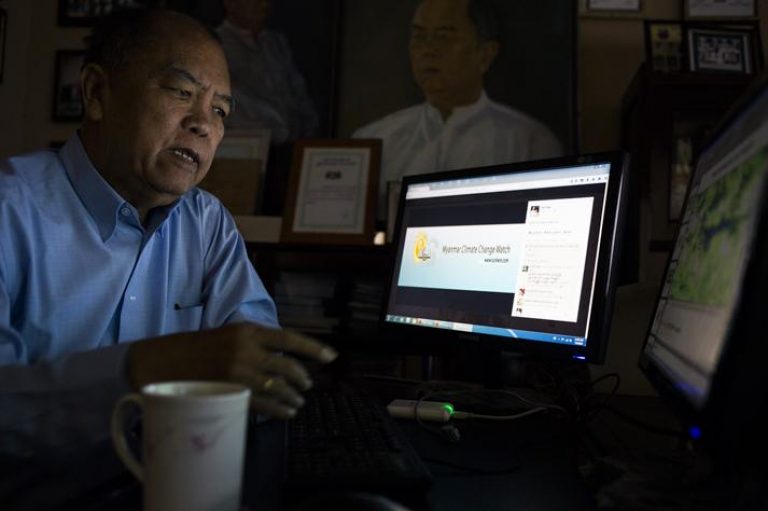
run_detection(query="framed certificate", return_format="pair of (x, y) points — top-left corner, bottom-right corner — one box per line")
(687, 24), (759, 74)
(281, 139), (381, 245)
(684, 0), (756, 20)
(587, 0), (641, 11)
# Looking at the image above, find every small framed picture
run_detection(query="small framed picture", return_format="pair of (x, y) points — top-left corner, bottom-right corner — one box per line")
(687, 25), (758, 74)
(199, 129), (272, 215)
(52, 50), (86, 122)
(587, 0), (642, 11)
(281, 139), (381, 245)
(57, 0), (140, 27)
(645, 21), (685, 72)
(684, 0), (756, 20)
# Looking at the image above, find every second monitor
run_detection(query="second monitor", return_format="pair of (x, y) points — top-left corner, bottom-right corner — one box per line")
(382, 152), (628, 364)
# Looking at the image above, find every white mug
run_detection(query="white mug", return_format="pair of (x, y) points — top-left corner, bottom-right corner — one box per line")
(111, 381), (251, 511)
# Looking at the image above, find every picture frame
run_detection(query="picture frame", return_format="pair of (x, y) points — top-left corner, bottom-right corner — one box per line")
(178, 0), (340, 139)
(52, 50), (86, 122)
(687, 24), (759, 74)
(281, 139), (381, 245)
(684, 0), (756, 20)
(199, 129), (272, 215)
(57, 0), (140, 27)
(0, 8), (6, 84)
(336, 0), (577, 153)
(586, 0), (641, 11)
(644, 21), (685, 72)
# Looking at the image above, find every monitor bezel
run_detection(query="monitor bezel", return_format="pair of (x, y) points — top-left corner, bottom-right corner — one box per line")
(379, 151), (629, 364)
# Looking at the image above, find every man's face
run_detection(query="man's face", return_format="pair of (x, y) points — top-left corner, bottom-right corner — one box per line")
(97, 26), (232, 209)
(409, 0), (495, 114)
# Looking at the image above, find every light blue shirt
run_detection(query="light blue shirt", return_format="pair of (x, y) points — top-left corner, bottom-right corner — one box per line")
(0, 134), (278, 467)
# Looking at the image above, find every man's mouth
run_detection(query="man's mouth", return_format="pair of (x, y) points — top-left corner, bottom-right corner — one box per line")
(170, 147), (201, 166)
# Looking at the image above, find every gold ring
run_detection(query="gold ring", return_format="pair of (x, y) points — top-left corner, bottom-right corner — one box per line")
(262, 377), (275, 392)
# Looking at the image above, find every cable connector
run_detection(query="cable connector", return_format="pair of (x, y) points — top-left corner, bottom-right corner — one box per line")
(387, 399), (454, 422)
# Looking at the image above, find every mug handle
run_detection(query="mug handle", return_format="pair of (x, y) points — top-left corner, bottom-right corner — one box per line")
(111, 393), (144, 482)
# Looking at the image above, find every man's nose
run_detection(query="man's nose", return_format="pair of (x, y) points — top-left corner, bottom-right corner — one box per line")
(412, 37), (442, 58)
(183, 100), (213, 137)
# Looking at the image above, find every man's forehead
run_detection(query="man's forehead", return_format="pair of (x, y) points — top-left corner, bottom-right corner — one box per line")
(135, 29), (229, 82)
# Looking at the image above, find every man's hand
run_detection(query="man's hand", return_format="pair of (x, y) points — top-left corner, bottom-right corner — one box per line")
(126, 323), (338, 419)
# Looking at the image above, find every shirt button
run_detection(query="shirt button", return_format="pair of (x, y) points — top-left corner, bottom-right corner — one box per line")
(129, 295), (137, 301)
(120, 207), (131, 216)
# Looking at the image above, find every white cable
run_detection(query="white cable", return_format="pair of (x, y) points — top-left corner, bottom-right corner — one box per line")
(453, 407), (548, 421)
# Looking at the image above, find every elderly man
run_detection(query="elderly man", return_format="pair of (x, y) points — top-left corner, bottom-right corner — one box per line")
(0, 7), (336, 481)
(354, 0), (562, 218)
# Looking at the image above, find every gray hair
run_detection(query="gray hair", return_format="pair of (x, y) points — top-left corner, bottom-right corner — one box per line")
(84, 8), (221, 71)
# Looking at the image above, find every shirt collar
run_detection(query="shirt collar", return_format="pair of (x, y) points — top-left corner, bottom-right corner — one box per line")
(59, 133), (183, 241)
(60, 133), (126, 242)
(424, 90), (489, 126)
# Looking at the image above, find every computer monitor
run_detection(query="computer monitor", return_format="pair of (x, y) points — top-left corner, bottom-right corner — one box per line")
(381, 152), (628, 365)
(639, 75), (768, 455)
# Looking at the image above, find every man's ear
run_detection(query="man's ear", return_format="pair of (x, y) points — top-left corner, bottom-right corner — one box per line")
(478, 40), (499, 75)
(81, 63), (110, 122)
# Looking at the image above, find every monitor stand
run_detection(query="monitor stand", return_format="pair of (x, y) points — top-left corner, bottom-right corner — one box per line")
(430, 344), (591, 394)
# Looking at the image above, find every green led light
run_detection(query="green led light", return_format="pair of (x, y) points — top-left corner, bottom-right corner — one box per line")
(443, 403), (454, 415)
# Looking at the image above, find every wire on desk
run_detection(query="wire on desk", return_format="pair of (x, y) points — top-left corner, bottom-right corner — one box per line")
(579, 372), (622, 422)
(452, 407), (547, 420)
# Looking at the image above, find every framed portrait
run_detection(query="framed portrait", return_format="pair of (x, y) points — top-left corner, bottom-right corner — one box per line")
(57, 0), (143, 27)
(687, 24), (760, 74)
(684, 0), (756, 20)
(170, 0), (340, 139)
(586, 0), (641, 11)
(0, 8), (6, 84)
(52, 50), (86, 122)
(281, 139), (381, 245)
(644, 21), (685, 72)
(335, 0), (577, 153)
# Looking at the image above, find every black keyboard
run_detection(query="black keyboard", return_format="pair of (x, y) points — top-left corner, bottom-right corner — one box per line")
(283, 388), (432, 497)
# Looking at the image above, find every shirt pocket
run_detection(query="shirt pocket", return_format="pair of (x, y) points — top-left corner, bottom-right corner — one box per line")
(170, 301), (204, 332)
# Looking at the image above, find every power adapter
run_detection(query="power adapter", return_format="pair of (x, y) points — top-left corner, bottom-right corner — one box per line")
(387, 399), (454, 422)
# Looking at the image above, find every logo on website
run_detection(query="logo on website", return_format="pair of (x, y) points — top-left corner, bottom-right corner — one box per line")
(412, 232), (433, 263)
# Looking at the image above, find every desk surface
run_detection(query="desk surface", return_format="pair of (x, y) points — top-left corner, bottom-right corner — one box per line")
(3, 392), (595, 511)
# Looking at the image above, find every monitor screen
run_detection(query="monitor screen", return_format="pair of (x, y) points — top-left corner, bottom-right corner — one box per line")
(381, 153), (628, 363)
(639, 80), (768, 414)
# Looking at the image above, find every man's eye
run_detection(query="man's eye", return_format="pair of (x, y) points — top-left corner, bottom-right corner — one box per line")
(214, 107), (228, 119)
(165, 86), (191, 98)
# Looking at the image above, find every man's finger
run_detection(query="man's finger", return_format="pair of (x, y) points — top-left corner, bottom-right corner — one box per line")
(249, 395), (300, 420)
(257, 375), (305, 408)
(252, 328), (338, 363)
(259, 354), (313, 390)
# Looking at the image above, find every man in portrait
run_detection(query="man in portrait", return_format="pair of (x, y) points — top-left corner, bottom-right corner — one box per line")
(216, 0), (319, 144)
(353, 0), (563, 218)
